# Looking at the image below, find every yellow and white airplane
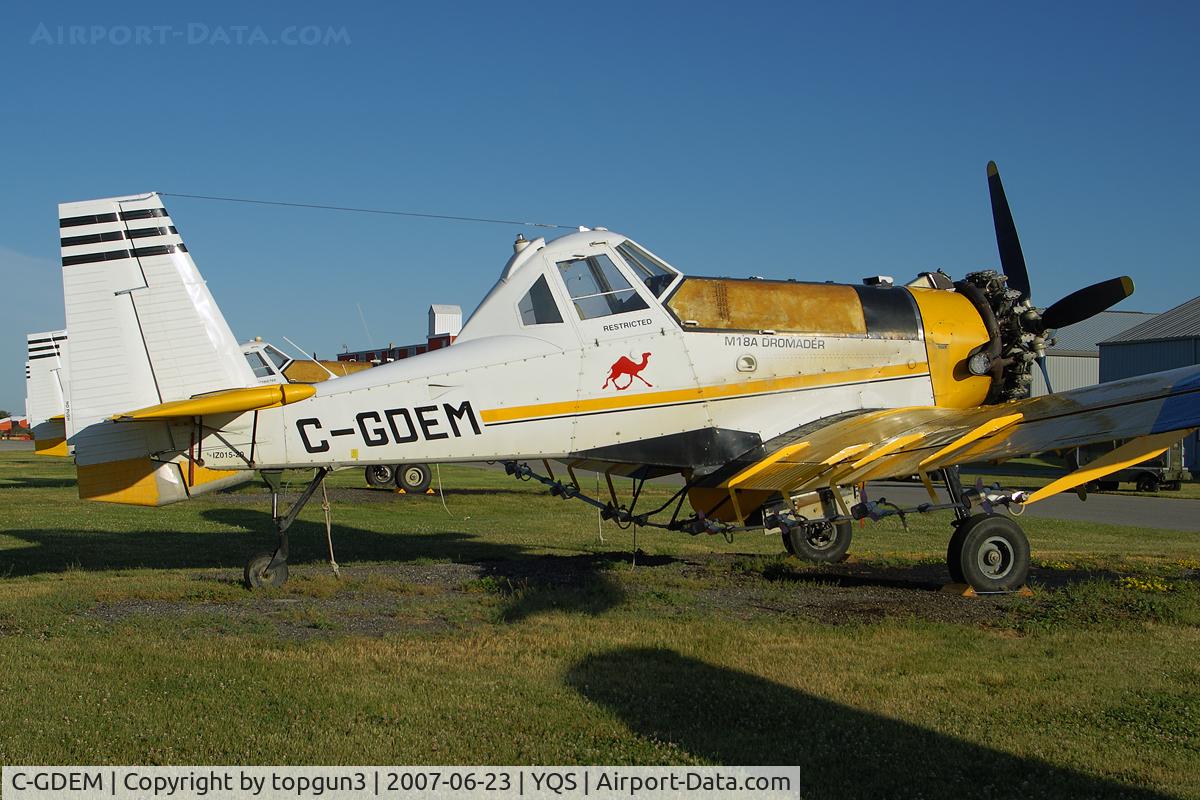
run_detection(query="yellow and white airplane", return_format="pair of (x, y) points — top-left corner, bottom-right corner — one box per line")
(54, 164), (1199, 591)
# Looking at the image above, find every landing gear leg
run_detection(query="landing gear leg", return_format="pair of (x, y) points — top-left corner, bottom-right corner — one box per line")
(941, 466), (971, 522)
(244, 468), (330, 589)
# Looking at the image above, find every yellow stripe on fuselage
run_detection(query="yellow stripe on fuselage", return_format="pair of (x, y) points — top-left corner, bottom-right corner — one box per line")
(480, 362), (929, 424)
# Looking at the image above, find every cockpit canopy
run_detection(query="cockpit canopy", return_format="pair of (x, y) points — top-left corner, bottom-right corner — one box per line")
(458, 230), (682, 342)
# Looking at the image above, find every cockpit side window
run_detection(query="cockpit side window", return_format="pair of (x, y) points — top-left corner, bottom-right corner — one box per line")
(557, 254), (650, 320)
(244, 351), (275, 379)
(616, 241), (677, 297)
(518, 274), (564, 325)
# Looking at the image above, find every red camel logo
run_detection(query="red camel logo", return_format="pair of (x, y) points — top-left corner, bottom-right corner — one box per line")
(603, 352), (653, 390)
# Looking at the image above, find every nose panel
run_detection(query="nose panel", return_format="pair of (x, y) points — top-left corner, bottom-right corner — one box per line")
(908, 287), (992, 408)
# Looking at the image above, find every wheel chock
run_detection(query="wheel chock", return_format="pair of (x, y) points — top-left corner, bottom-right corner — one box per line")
(941, 583), (1034, 597)
(394, 488), (407, 494)
(425, 488), (435, 495)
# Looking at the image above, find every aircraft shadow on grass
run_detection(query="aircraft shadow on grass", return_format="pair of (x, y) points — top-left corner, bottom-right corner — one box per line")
(565, 647), (1178, 800)
(0, 508), (668, 621)
(0, 475), (80, 489)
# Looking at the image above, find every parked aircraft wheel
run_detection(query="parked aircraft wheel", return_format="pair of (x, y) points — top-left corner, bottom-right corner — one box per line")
(951, 514), (1030, 592)
(365, 465), (395, 488)
(781, 529), (796, 556)
(946, 522), (970, 584)
(398, 463), (433, 493)
(1136, 474), (1159, 493)
(784, 520), (852, 563)
(243, 552), (288, 589)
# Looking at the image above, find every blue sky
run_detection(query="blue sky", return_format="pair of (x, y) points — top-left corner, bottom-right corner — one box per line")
(1, 1), (1197, 411)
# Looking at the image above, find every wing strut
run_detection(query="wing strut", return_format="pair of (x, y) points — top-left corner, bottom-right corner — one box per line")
(1024, 430), (1193, 505)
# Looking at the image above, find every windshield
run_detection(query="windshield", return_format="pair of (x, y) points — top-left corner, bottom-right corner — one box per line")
(263, 344), (291, 370)
(616, 241), (677, 297)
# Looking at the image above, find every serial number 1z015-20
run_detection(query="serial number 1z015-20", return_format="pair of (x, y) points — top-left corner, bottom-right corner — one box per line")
(296, 400), (482, 454)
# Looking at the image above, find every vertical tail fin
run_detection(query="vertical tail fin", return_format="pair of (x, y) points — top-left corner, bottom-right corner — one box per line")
(24, 329), (69, 456)
(60, 193), (256, 504)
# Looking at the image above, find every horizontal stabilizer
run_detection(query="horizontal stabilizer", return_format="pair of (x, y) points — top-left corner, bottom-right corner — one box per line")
(112, 383), (315, 422)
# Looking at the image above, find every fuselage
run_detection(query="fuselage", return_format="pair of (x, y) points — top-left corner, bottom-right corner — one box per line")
(194, 231), (993, 477)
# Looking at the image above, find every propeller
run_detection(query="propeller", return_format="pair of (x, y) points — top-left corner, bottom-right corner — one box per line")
(986, 161), (1032, 302)
(987, 161), (1135, 330)
(985, 161), (1137, 394)
(1040, 276), (1136, 331)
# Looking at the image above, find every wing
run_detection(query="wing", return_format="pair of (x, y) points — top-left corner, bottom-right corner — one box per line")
(701, 365), (1200, 519)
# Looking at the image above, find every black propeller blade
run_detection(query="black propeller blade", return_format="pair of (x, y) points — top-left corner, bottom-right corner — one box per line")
(987, 161), (1032, 302)
(1040, 276), (1135, 331)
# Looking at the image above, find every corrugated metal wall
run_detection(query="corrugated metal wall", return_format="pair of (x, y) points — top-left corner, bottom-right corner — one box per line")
(1031, 355), (1098, 396)
(1100, 338), (1200, 471)
(1099, 339), (1199, 382)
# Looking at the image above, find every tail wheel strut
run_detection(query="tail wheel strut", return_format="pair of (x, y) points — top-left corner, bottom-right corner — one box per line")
(243, 467), (329, 589)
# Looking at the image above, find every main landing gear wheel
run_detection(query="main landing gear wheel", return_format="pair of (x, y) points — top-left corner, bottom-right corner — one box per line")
(783, 520), (852, 563)
(398, 463), (432, 493)
(947, 513), (1030, 592)
(244, 552), (288, 589)
(365, 464), (396, 488)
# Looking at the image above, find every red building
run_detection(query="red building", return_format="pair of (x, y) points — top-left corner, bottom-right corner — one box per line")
(337, 304), (461, 364)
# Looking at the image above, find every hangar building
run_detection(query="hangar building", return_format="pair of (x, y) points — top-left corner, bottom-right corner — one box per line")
(1099, 296), (1200, 471)
(1029, 310), (1154, 397)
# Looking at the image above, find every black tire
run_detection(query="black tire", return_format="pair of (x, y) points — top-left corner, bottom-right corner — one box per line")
(1097, 480), (1119, 491)
(784, 520), (852, 563)
(398, 463), (433, 493)
(243, 552), (288, 589)
(365, 464), (395, 488)
(1136, 474), (1159, 493)
(952, 514), (1030, 592)
(946, 521), (971, 584)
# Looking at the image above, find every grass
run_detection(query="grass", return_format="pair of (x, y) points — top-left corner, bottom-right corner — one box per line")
(0, 451), (1198, 798)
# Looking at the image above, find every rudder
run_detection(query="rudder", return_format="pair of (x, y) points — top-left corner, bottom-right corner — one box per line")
(59, 193), (255, 504)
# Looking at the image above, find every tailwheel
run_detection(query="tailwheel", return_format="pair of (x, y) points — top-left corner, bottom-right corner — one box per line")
(947, 513), (1030, 592)
(244, 552), (289, 589)
(783, 520), (852, 563)
(244, 467), (329, 590)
